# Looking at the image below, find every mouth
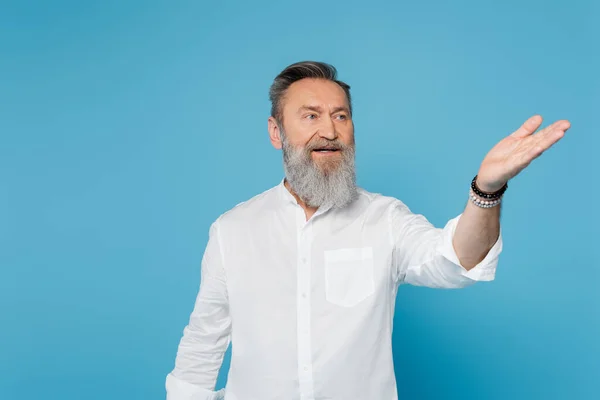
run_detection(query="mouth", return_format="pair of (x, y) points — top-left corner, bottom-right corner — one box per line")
(312, 148), (341, 154)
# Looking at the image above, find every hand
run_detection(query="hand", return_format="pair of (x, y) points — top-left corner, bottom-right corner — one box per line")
(476, 115), (571, 192)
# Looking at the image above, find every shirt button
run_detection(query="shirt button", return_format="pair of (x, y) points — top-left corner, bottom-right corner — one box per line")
(303, 366), (309, 371)
(302, 292), (307, 298)
(301, 257), (307, 263)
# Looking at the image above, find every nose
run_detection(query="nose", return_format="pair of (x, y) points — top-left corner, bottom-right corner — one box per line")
(317, 115), (338, 140)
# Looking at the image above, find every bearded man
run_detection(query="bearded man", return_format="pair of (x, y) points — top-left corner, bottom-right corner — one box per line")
(165, 61), (570, 400)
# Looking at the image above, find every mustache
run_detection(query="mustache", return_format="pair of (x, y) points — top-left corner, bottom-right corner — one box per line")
(305, 140), (349, 152)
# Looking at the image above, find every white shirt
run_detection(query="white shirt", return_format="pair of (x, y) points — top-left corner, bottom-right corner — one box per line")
(166, 179), (502, 400)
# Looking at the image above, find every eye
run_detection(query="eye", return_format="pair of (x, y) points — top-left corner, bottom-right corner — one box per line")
(336, 114), (348, 120)
(306, 113), (317, 120)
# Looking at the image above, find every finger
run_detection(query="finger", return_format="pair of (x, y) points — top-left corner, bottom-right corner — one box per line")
(536, 119), (571, 135)
(535, 120), (571, 150)
(553, 119), (571, 132)
(511, 115), (543, 139)
(525, 120), (570, 159)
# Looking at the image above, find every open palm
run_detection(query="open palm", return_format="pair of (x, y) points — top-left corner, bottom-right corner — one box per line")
(476, 115), (571, 192)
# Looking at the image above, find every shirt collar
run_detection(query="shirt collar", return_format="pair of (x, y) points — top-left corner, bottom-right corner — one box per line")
(277, 178), (298, 205)
(277, 177), (333, 216)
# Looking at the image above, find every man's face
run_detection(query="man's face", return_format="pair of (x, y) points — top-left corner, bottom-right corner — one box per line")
(268, 78), (358, 209)
(273, 78), (355, 172)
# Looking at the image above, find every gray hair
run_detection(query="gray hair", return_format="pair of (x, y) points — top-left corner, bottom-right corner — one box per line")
(269, 61), (352, 124)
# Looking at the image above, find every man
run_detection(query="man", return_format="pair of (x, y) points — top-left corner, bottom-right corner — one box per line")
(165, 61), (570, 400)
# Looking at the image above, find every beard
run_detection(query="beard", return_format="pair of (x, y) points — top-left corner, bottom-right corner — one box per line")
(280, 128), (358, 210)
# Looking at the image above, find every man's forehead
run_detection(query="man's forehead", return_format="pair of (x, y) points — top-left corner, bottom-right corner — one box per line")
(284, 79), (349, 109)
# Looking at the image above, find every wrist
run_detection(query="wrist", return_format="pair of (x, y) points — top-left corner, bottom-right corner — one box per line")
(470, 174), (507, 206)
(469, 188), (502, 208)
(474, 175), (507, 194)
(475, 178), (503, 193)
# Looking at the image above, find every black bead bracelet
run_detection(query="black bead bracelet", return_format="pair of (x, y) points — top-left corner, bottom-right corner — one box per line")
(471, 175), (507, 200)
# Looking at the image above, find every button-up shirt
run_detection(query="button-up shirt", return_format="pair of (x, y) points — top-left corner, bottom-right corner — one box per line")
(166, 179), (503, 400)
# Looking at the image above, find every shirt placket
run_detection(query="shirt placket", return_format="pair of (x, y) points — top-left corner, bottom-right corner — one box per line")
(295, 207), (315, 400)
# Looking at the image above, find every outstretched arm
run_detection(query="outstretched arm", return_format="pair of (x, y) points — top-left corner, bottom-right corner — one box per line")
(453, 115), (570, 270)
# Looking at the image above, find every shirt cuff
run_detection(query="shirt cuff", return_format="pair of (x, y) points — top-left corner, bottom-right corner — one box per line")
(438, 213), (503, 281)
(166, 373), (226, 400)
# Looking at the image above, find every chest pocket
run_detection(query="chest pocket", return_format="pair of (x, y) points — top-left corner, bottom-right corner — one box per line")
(324, 247), (375, 307)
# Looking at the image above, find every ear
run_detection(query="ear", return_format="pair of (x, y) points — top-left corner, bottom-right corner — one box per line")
(268, 116), (283, 150)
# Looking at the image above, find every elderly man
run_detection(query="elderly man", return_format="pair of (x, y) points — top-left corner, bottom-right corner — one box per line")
(166, 61), (570, 400)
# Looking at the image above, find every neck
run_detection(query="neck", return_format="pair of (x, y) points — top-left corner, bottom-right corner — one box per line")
(284, 179), (317, 221)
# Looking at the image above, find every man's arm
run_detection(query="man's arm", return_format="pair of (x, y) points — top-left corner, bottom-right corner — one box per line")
(452, 194), (501, 271)
(450, 114), (571, 270)
(391, 114), (571, 288)
(390, 200), (502, 289)
(166, 220), (231, 400)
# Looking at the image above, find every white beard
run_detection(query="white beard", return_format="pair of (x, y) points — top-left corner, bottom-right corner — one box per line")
(281, 129), (358, 209)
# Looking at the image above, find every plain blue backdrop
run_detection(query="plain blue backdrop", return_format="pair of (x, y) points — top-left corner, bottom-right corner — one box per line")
(1, 1), (598, 399)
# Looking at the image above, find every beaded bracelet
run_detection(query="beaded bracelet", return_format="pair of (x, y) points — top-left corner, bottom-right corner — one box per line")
(471, 175), (507, 200)
(469, 188), (502, 208)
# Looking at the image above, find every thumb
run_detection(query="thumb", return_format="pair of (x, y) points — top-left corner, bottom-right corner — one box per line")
(511, 115), (543, 139)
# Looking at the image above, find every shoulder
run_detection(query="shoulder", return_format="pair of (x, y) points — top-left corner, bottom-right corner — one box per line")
(212, 183), (280, 229)
(355, 187), (410, 217)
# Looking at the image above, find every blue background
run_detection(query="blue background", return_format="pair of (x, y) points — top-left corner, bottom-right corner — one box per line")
(1, 0), (598, 399)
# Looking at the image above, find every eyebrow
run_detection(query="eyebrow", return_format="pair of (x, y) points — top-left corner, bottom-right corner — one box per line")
(297, 105), (350, 114)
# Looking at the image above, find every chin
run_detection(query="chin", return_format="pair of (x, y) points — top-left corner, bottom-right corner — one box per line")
(316, 161), (342, 174)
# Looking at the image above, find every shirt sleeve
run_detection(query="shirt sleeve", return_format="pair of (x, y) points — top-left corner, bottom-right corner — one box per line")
(166, 220), (232, 400)
(389, 200), (503, 289)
